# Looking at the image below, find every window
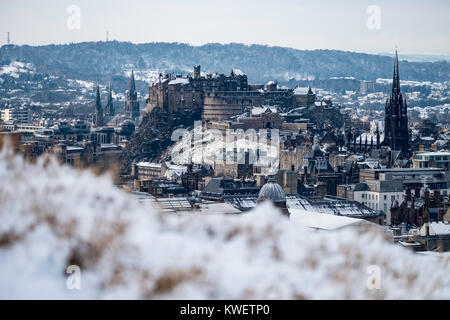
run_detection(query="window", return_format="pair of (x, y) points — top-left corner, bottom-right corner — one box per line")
(384, 195), (387, 200)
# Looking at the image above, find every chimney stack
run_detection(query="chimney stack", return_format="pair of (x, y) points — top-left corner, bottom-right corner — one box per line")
(414, 186), (420, 198)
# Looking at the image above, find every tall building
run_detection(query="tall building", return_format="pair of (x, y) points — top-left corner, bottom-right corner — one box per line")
(383, 51), (409, 155)
(125, 71), (140, 121)
(93, 86), (104, 127)
(1, 106), (32, 124)
(105, 83), (115, 116)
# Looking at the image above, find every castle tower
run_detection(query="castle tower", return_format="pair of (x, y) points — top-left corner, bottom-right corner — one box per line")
(383, 51), (409, 155)
(105, 83), (115, 116)
(125, 71), (140, 121)
(93, 86), (104, 127)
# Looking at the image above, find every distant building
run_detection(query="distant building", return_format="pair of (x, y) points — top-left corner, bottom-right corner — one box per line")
(383, 51), (409, 155)
(413, 151), (450, 169)
(125, 71), (140, 121)
(146, 66), (248, 114)
(1, 106), (32, 124)
(148, 180), (187, 198)
(391, 188), (447, 227)
(360, 80), (375, 95)
(200, 177), (260, 201)
(135, 162), (163, 181)
(347, 167), (450, 224)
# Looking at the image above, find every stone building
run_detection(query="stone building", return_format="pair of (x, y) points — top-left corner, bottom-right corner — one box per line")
(391, 188), (447, 227)
(146, 66), (248, 113)
(203, 91), (264, 121)
(146, 66), (320, 121)
(292, 86), (316, 109)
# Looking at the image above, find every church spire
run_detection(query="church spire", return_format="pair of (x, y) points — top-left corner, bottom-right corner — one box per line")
(93, 85), (103, 126)
(105, 82), (114, 116)
(129, 70), (136, 94)
(95, 85), (101, 106)
(392, 50), (400, 95)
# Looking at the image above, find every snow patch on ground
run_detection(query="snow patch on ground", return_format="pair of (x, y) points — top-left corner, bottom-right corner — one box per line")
(0, 146), (449, 299)
(0, 61), (35, 78)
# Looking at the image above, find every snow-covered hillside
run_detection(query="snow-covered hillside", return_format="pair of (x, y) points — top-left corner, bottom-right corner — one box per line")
(0, 146), (449, 299)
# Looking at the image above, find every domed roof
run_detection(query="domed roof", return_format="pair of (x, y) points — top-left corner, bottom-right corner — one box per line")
(258, 177), (286, 203)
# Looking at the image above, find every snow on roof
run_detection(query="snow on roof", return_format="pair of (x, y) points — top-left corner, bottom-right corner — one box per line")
(290, 209), (376, 231)
(168, 78), (190, 86)
(233, 69), (245, 76)
(429, 222), (450, 235)
(1, 146), (450, 299)
(293, 87), (311, 95)
(136, 162), (162, 168)
(251, 106), (277, 116)
(416, 151), (450, 157)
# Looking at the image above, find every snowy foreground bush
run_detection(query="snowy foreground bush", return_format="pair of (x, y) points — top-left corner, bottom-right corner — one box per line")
(0, 147), (449, 299)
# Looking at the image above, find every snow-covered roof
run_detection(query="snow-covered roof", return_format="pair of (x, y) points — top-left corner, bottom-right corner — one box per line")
(290, 209), (377, 231)
(429, 222), (450, 235)
(416, 151), (450, 157)
(168, 78), (190, 86)
(136, 162), (162, 168)
(251, 106), (277, 116)
(293, 87), (312, 95)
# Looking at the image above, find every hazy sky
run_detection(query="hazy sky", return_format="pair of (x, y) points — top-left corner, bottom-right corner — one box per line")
(1, 0), (449, 54)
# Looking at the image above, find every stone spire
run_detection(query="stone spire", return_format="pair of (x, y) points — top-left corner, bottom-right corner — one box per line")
(129, 70), (136, 94)
(125, 71), (140, 121)
(93, 86), (103, 127)
(105, 83), (114, 116)
(383, 50), (409, 156)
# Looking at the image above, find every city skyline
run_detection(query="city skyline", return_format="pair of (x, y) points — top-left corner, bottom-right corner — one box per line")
(1, 0), (450, 56)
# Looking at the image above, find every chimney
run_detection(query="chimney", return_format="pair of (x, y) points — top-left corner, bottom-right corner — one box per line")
(406, 187), (411, 201)
(424, 188), (430, 201)
(434, 190), (440, 203)
(414, 186), (420, 198)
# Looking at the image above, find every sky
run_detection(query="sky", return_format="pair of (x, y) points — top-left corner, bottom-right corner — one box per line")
(0, 0), (449, 55)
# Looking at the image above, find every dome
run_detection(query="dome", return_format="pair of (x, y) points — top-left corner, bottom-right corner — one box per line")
(258, 177), (286, 203)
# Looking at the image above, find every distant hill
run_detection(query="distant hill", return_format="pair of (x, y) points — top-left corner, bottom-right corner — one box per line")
(1, 41), (449, 84)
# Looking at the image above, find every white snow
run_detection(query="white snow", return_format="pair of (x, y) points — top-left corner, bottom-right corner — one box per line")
(290, 209), (376, 230)
(0, 61), (34, 78)
(0, 145), (449, 299)
(168, 78), (190, 86)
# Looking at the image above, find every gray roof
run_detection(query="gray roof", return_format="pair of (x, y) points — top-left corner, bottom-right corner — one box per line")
(258, 178), (286, 203)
